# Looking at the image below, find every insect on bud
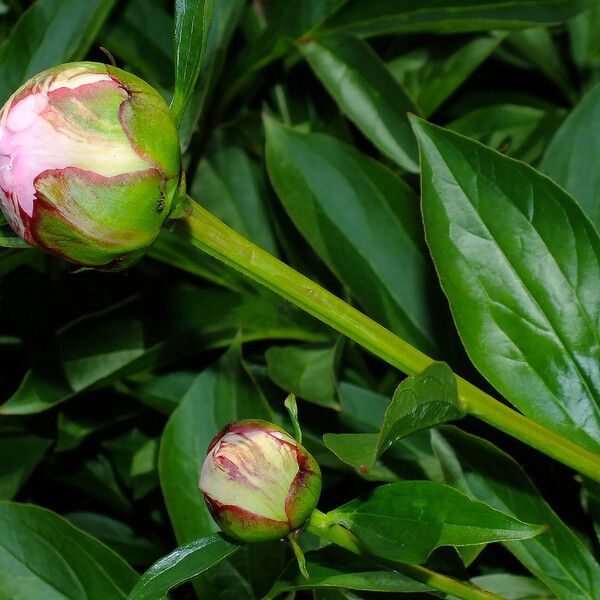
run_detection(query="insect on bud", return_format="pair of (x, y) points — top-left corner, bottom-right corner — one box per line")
(0, 62), (181, 268)
(199, 420), (322, 543)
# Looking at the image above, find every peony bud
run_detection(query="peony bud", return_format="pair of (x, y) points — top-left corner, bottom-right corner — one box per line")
(0, 62), (181, 268)
(199, 420), (322, 543)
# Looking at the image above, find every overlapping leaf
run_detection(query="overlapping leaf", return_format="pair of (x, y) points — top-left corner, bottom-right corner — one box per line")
(412, 118), (600, 454)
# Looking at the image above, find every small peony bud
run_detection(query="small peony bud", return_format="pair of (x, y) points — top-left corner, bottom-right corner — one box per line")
(199, 420), (322, 543)
(0, 62), (181, 268)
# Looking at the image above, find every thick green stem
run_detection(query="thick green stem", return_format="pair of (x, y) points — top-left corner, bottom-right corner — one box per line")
(176, 199), (600, 482)
(306, 510), (501, 600)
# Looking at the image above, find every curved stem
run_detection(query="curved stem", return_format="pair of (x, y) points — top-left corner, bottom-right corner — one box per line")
(175, 199), (600, 482)
(306, 510), (501, 600)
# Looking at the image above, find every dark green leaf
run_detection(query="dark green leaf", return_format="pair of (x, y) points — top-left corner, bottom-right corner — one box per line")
(0, 433), (50, 499)
(221, 0), (347, 109)
(159, 343), (273, 598)
(149, 228), (253, 293)
(125, 371), (198, 415)
(331, 480), (544, 564)
(541, 81), (600, 229)
(324, 362), (463, 471)
(506, 28), (575, 103)
(66, 511), (160, 567)
(0, 501), (137, 599)
(59, 455), (132, 514)
(265, 119), (437, 352)
(159, 343), (273, 544)
(448, 103), (566, 163)
(172, 0), (215, 121)
(412, 117), (600, 454)
(264, 546), (430, 599)
(433, 426), (600, 599)
(388, 33), (504, 117)
(299, 32), (420, 172)
(191, 144), (279, 255)
(266, 343), (340, 409)
(325, 0), (592, 37)
(100, 0), (174, 92)
(0, 287), (325, 414)
(128, 534), (240, 600)
(0, 0), (117, 104)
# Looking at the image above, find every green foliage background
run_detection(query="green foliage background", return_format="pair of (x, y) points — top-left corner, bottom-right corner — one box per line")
(0, 0), (599, 598)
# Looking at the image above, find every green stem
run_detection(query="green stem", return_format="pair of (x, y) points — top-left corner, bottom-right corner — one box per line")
(176, 199), (600, 482)
(306, 510), (501, 600)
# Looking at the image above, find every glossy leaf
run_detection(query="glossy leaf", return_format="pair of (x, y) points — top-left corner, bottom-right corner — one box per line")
(541, 81), (600, 228)
(0, 501), (137, 599)
(412, 117), (600, 454)
(330, 480), (544, 564)
(388, 33), (504, 117)
(0, 0), (117, 104)
(172, 0), (215, 121)
(0, 433), (50, 499)
(325, 0), (592, 37)
(433, 426), (600, 599)
(129, 534), (240, 600)
(264, 546), (430, 599)
(0, 287), (325, 415)
(265, 119), (437, 352)
(299, 32), (420, 172)
(266, 343), (340, 409)
(448, 103), (566, 163)
(324, 362), (463, 471)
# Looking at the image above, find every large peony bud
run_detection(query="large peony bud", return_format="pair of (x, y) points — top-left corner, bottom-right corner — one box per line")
(199, 420), (322, 543)
(0, 62), (181, 268)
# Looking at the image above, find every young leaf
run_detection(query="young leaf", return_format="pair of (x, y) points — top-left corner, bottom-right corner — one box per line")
(324, 362), (464, 471)
(128, 534), (240, 600)
(433, 426), (600, 599)
(0, 0), (117, 104)
(265, 119), (438, 353)
(264, 546), (431, 599)
(298, 32), (420, 172)
(266, 344), (340, 409)
(172, 0), (215, 121)
(541, 81), (600, 229)
(325, 0), (593, 37)
(0, 501), (137, 599)
(330, 481), (545, 564)
(412, 117), (600, 455)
